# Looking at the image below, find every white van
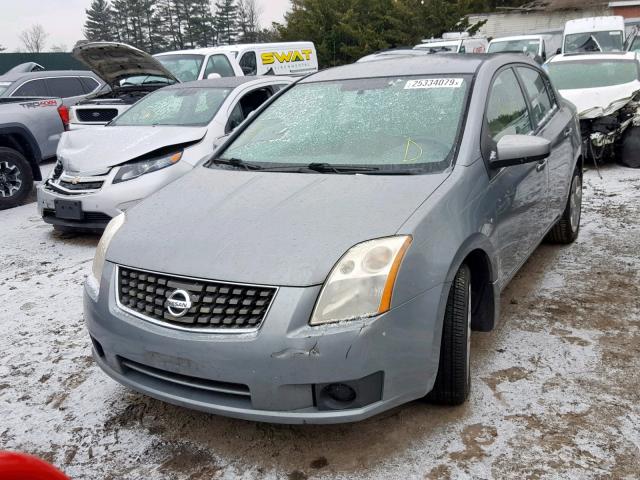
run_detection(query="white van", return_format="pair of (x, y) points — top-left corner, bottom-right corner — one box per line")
(414, 32), (488, 54)
(154, 42), (318, 82)
(488, 35), (549, 63)
(562, 16), (625, 53)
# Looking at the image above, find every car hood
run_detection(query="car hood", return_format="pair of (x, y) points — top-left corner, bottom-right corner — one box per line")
(72, 42), (179, 90)
(558, 81), (640, 119)
(58, 126), (207, 174)
(106, 167), (451, 287)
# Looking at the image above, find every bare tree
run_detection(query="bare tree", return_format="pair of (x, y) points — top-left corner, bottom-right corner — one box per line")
(19, 24), (49, 53)
(237, 0), (262, 42)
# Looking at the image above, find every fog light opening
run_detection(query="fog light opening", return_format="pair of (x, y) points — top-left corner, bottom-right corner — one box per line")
(324, 383), (356, 403)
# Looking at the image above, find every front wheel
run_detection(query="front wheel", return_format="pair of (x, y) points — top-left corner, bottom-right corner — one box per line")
(546, 167), (582, 244)
(0, 147), (33, 210)
(620, 126), (640, 168)
(426, 264), (471, 405)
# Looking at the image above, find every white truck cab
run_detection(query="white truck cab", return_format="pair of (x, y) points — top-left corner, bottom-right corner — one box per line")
(562, 16), (625, 54)
(488, 35), (548, 63)
(414, 32), (488, 54)
(154, 42), (318, 81)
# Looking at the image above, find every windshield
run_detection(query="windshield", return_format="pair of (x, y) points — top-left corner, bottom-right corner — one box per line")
(216, 75), (471, 174)
(110, 87), (231, 127)
(547, 60), (639, 90)
(489, 39), (540, 55)
(155, 54), (204, 82)
(0, 82), (11, 96)
(564, 31), (624, 53)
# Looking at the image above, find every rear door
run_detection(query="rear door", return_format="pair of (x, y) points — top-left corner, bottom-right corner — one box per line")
(515, 66), (575, 223)
(484, 67), (549, 284)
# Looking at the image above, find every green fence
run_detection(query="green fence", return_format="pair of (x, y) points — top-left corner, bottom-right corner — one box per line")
(0, 53), (86, 74)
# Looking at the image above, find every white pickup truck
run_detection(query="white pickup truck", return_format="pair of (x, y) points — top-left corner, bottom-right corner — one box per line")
(0, 96), (65, 208)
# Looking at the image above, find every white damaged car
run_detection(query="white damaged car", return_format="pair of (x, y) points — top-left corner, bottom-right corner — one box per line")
(546, 52), (640, 168)
(37, 76), (292, 231)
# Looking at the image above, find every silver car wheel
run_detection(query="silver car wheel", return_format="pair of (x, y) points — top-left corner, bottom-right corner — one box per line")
(0, 160), (22, 198)
(569, 174), (582, 232)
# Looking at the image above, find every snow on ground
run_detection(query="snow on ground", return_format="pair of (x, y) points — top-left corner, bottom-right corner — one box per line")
(1, 164), (639, 479)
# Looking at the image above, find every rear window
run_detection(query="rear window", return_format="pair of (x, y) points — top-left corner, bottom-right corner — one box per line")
(547, 59), (639, 89)
(46, 77), (85, 98)
(12, 79), (48, 97)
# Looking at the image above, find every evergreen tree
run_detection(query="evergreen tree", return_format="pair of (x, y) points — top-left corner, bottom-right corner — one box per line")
(84, 0), (115, 42)
(214, 0), (240, 45)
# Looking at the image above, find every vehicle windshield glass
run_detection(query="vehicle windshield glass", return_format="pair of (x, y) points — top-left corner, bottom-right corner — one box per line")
(0, 82), (11, 96)
(110, 87), (231, 127)
(155, 54), (204, 82)
(488, 39), (540, 55)
(216, 75), (471, 173)
(118, 75), (174, 87)
(547, 60), (638, 89)
(564, 31), (624, 53)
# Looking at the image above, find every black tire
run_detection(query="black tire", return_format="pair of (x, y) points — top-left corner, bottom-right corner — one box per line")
(0, 147), (33, 210)
(620, 126), (640, 168)
(546, 167), (582, 244)
(427, 264), (471, 406)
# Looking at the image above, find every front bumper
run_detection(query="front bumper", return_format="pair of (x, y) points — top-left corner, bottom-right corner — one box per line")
(84, 262), (446, 424)
(37, 162), (193, 229)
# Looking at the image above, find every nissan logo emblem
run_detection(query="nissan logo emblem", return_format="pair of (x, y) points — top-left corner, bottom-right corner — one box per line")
(166, 289), (192, 318)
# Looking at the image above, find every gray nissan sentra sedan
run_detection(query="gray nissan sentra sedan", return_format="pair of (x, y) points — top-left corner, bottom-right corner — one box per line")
(84, 54), (582, 424)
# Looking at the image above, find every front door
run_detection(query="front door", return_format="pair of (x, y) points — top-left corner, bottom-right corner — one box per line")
(484, 67), (550, 285)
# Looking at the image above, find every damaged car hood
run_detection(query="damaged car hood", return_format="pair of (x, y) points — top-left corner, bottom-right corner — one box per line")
(558, 81), (640, 119)
(72, 42), (179, 90)
(58, 126), (207, 174)
(106, 168), (451, 287)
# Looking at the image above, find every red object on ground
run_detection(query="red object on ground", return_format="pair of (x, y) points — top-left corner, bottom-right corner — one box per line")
(0, 451), (69, 480)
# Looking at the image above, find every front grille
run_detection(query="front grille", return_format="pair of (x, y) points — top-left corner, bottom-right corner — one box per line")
(120, 357), (250, 398)
(58, 180), (104, 191)
(76, 108), (119, 123)
(42, 209), (111, 225)
(117, 266), (277, 331)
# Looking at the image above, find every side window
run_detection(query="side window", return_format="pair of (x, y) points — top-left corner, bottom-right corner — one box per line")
(79, 77), (100, 94)
(239, 52), (257, 76)
(204, 54), (235, 78)
(517, 67), (554, 128)
(46, 77), (86, 98)
(225, 87), (273, 134)
(12, 79), (48, 97)
(225, 103), (245, 134)
(486, 68), (532, 141)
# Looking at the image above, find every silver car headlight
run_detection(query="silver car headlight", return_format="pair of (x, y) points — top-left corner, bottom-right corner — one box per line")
(310, 236), (412, 326)
(113, 151), (182, 184)
(91, 213), (126, 287)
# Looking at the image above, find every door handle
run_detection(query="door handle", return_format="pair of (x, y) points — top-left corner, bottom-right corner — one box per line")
(536, 159), (548, 172)
(563, 127), (573, 137)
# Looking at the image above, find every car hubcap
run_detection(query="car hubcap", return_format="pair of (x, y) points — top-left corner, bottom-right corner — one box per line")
(0, 161), (22, 198)
(569, 175), (582, 232)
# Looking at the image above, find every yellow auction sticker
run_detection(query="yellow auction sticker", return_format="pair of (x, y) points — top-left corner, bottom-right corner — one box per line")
(404, 78), (464, 89)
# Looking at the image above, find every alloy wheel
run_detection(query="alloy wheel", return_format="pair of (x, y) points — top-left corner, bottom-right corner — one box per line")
(569, 174), (582, 232)
(0, 160), (22, 198)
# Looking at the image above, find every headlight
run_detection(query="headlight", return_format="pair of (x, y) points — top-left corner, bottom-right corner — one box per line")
(310, 236), (412, 326)
(91, 213), (125, 286)
(113, 151), (182, 184)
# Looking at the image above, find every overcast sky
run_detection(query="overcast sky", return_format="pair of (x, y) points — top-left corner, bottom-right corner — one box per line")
(0, 0), (291, 52)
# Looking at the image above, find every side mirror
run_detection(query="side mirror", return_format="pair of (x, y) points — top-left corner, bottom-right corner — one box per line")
(556, 48), (561, 55)
(207, 73), (222, 80)
(490, 135), (551, 169)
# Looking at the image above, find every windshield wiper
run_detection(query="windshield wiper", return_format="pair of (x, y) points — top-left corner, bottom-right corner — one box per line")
(306, 163), (380, 173)
(210, 157), (263, 171)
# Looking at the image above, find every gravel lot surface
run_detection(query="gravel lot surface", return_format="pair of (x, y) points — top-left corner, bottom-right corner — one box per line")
(1, 164), (639, 479)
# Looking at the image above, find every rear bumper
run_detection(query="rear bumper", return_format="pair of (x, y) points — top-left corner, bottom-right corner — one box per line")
(84, 263), (446, 424)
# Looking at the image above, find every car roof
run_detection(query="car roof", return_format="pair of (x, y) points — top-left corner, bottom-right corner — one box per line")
(163, 76), (289, 90)
(489, 35), (544, 43)
(155, 42), (312, 56)
(0, 70), (98, 83)
(302, 54), (487, 83)
(548, 51), (637, 63)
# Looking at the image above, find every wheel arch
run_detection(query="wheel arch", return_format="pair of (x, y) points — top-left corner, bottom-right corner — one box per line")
(442, 234), (499, 332)
(0, 124), (43, 181)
